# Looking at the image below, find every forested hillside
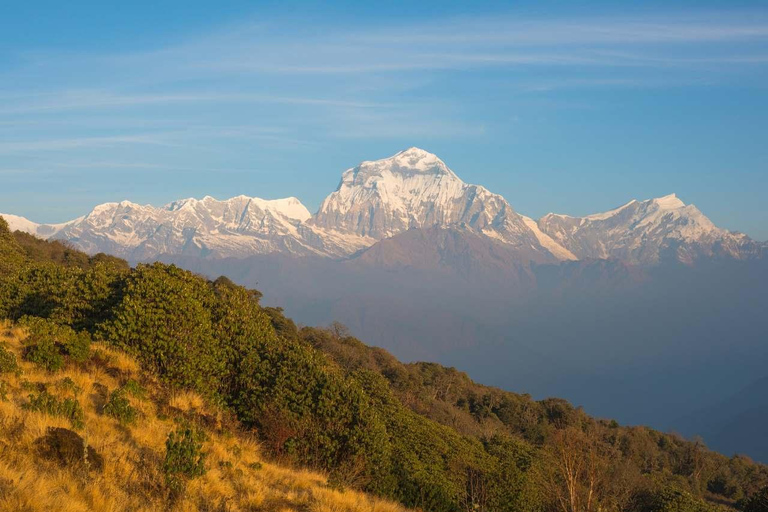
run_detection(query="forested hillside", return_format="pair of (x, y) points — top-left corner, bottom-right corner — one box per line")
(1, 215), (767, 512)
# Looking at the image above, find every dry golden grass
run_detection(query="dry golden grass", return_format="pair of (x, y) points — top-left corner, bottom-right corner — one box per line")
(0, 322), (409, 512)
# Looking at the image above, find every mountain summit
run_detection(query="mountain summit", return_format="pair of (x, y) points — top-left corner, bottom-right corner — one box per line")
(2, 148), (764, 265)
(539, 193), (763, 264)
(309, 147), (568, 262)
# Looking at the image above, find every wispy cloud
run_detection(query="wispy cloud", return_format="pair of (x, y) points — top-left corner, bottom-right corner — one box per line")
(0, 134), (176, 154)
(0, 91), (387, 115)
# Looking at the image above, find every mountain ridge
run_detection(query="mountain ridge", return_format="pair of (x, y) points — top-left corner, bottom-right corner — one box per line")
(3, 147), (765, 265)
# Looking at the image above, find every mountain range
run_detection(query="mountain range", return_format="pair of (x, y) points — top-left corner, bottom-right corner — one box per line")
(4, 148), (768, 462)
(4, 147), (765, 266)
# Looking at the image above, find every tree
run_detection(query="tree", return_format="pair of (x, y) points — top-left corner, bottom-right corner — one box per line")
(743, 486), (768, 512)
(98, 263), (222, 394)
(542, 425), (607, 512)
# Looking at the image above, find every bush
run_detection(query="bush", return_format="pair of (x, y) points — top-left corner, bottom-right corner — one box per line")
(164, 427), (207, 496)
(21, 317), (91, 370)
(743, 486), (768, 512)
(103, 389), (138, 425)
(121, 379), (147, 400)
(631, 487), (717, 512)
(0, 344), (19, 374)
(23, 390), (85, 429)
(99, 264), (222, 394)
(24, 339), (64, 372)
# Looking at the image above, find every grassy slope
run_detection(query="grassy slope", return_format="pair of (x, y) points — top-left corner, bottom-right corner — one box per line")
(0, 321), (406, 512)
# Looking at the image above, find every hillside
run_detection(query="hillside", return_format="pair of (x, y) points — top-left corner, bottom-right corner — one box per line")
(2, 215), (768, 512)
(0, 322), (406, 512)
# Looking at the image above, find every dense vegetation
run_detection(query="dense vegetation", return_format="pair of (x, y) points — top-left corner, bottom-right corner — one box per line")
(0, 321), (407, 512)
(1, 215), (767, 512)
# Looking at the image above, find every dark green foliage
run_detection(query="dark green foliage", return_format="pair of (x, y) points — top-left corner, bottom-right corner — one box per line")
(231, 336), (392, 487)
(24, 338), (64, 371)
(12, 231), (90, 269)
(99, 263), (222, 393)
(103, 389), (138, 425)
(0, 344), (19, 374)
(630, 487), (718, 512)
(121, 379), (147, 400)
(11, 229), (129, 273)
(482, 434), (541, 512)
(743, 486), (768, 512)
(263, 306), (299, 339)
(21, 317), (90, 370)
(57, 376), (82, 396)
(23, 389), (85, 429)
(0, 216), (25, 277)
(164, 427), (207, 495)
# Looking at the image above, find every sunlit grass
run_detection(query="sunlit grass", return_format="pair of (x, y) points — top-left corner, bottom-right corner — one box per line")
(0, 323), (408, 512)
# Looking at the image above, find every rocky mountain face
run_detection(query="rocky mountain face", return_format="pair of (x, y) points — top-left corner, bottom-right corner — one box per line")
(2, 147), (764, 265)
(538, 194), (765, 265)
(9, 196), (315, 260)
(308, 147), (568, 263)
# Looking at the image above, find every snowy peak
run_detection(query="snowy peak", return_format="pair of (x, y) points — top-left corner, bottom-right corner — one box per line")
(308, 147), (572, 262)
(0, 213), (79, 238)
(336, 147), (464, 203)
(359, 146), (460, 180)
(312, 148), (476, 238)
(16, 194), (318, 260)
(165, 195), (311, 223)
(538, 193), (759, 264)
(3, 150), (763, 266)
(652, 193), (685, 210)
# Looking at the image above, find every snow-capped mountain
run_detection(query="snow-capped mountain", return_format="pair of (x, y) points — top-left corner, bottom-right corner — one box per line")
(309, 147), (573, 262)
(1, 148), (764, 265)
(6, 196), (316, 260)
(2, 213), (80, 239)
(538, 194), (765, 264)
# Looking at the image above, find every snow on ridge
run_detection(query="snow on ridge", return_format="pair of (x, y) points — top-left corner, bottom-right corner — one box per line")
(521, 216), (577, 261)
(164, 195), (311, 222)
(2, 149), (761, 265)
(584, 199), (638, 221)
(652, 193), (685, 210)
(1, 212), (80, 239)
(1, 213), (40, 234)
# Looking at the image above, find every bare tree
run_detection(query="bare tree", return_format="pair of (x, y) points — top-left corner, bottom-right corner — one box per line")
(542, 426), (608, 512)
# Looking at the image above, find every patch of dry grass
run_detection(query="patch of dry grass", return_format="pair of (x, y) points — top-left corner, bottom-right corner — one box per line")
(0, 322), (409, 512)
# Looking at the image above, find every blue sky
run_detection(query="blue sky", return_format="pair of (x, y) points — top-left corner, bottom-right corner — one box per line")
(1, 0), (767, 239)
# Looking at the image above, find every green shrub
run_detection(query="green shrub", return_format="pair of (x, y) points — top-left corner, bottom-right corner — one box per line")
(121, 379), (147, 400)
(23, 390), (85, 429)
(164, 427), (207, 496)
(24, 338), (64, 372)
(20, 317), (91, 370)
(0, 344), (19, 374)
(57, 376), (82, 396)
(631, 487), (717, 512)
(103, 389), (138, 425)
(743, 486), (768, 512)
(61, 330), (91, 362)
(99, 264), (222, 394)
